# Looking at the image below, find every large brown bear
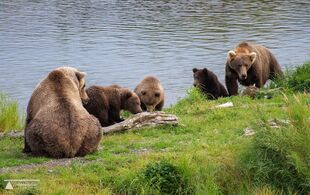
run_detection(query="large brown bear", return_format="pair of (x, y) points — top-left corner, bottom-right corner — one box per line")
(23, 67), (102, 158)
(134, 76), (164, 112)
(225, 42), (283, 95)
(193, 68), (228, 99)
(84, 85), (142, 127)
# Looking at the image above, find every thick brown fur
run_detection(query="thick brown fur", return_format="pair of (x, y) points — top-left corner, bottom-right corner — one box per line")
(84, 85), (142, 127)
(225, 42), (283, 96)
(23, 67), (102, 158)
(193, 68), (228, 99)
(134, 76), (164, 112)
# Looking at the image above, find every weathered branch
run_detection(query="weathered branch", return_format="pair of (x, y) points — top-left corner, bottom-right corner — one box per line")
(102, 111), (179, 134)
(0, 112), (178, 138)
(0, 130), (24, 138)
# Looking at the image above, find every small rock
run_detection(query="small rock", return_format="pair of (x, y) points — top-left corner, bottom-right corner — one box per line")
(267, 119), (290, 128)
(215, 102), (234, 108)
(243, 127), (255, 136)
(241, 85), (259, 98)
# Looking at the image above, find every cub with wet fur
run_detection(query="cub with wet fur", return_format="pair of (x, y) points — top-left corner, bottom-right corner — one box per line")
(134, 76), (164, 112)
(84, 85), (142, 127)
(225, 42), (283, 96)
(23, 67), (102, 158)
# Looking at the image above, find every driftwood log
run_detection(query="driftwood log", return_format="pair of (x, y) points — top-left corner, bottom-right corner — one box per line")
(102, 111), (178, 134)
(0, 112), (178, 138)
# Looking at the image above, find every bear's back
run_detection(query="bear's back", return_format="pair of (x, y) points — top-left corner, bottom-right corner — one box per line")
(25, 68), (102, 158)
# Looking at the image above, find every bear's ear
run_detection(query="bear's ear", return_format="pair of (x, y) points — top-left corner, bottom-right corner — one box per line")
(203, 68), (209, 74)
(249, 52), (257, 64)
(124, 91), (132, 99)
(227, 50), (237, 61)
(48, 70), (65, 84)
(192, 68), (198, 73)
(76, 71), (86, 81)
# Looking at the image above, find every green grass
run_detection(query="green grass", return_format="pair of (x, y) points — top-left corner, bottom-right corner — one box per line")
(238, 94), (310, 194)
(0, 137), (48, 168)
(0, 93), (24, 132)
(0, 63), (309, 194)
(270, 61), (310, 92)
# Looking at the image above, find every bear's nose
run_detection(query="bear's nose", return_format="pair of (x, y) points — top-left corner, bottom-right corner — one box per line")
(241, 74), (247, 80)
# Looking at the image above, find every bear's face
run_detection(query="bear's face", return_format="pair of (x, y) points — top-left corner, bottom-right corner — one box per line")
(227, 50), (256, 80)
(139, 89), (162, 112)
(124, 92), (143, 114)
(75, 71), (89, 105)
(193, 68), (209, 89)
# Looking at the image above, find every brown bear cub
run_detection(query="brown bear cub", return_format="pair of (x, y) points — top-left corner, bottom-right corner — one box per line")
(225, 42), (283, 96)
(134, 76), (164, 112)
(193, 68), (228, 99)
(23, 67), (102, 158)
(84, 85), (142, 127)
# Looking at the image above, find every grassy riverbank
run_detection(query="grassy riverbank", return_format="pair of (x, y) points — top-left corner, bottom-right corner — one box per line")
(0, 62), (309, 194)
(0, 93), (24, 132)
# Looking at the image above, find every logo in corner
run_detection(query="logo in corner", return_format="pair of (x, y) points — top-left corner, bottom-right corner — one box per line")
(4, 179), (39, 190)
(5, 181), (13, 190)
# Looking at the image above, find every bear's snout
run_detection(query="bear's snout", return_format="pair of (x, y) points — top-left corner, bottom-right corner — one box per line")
(241, 74), (247, 80)
(134, 107), (143, 114)
(193, 80), (199, 87)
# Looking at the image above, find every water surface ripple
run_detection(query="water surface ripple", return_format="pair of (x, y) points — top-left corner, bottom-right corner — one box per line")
(0, 0), (309, 111)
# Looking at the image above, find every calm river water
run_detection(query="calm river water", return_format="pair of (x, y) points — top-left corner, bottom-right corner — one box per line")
(0, 0), (309, 111)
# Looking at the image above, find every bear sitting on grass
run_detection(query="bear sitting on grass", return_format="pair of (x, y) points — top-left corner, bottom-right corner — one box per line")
(24, 67), (102, 158)
(193, 68), (228, 99)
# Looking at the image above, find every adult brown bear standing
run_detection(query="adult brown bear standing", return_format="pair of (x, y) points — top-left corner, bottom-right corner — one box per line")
(225, 42), (283, 96)
(23, 67), (102, 158)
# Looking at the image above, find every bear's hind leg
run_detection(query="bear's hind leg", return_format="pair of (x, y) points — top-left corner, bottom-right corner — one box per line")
(76, 129), (101, 157)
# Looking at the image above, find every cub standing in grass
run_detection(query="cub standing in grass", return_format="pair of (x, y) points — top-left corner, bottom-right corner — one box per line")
(23, 67), (102, 158)
(84, 85), (143, 127)
(225, 42), (283, 96)
(193, 68), (228, 99)
(134, 76), (164, 112)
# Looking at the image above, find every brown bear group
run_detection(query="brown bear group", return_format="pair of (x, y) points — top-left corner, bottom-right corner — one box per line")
(22, 41), (283, 159)
(23, 67), (102, 158)
(84, 85), (142, 127)
(192, 68), (228, 99)
(134, 76), (164, 112)
(225, 42), (283, 95)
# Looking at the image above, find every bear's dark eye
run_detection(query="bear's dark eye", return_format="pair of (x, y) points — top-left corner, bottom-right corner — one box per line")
(142, 91), (146, 95)
(155, 93), (160, 97)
